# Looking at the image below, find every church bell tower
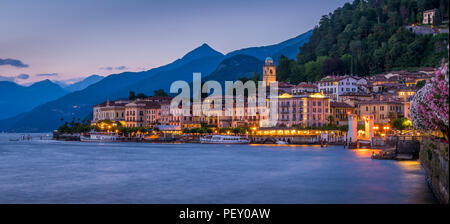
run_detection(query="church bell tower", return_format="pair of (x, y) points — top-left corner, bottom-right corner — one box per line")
(263, 56), (276, 86)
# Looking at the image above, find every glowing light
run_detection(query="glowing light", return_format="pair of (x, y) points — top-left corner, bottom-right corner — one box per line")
(279, 93), (292, 99)
(309, 92), (326, 98)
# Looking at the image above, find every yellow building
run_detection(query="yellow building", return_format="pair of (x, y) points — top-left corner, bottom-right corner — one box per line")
(278, 92), (331, 127)
(330, 102), (354, 125)
(93, 100), (129, 123)
(357, 100), (404, 124)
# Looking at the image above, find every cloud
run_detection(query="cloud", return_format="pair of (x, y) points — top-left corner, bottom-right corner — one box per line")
(36, 73), (58, 77)
(115, 66), (127, 70)
(100, 66), (128, 71)
(0, 73), (30, 82)
(0, 58), (29, 68)
(16, 74), (30, 80)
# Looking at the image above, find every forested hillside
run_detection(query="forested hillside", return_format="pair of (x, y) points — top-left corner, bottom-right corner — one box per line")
(277, 0), (449, 83)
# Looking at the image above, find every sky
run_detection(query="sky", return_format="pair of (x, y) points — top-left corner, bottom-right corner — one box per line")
(0, 0), (350, 85)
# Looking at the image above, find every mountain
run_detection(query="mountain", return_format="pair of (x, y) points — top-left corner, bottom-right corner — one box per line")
(0, 80), (68, 119)
(204, 55), (263, 84)
(0, 30), (312, 132)
(0, 44), (225, 132)
(226, 30), (312, 61)
(62, 75), (104, 92)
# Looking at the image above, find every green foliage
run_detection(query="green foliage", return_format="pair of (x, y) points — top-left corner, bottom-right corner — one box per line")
(128, 91), (136, 100)
(57, 118), (92, 133)
(277, 0), (449, 83)
(129, 89), (167, 100)
(217, 127), (249, 135)
(391, 117), (412, 130)
(118, 126), (149, 136)
(183, 127), (213, 134)
(416, 79), (427, 88)
(153, 88), (168, 97)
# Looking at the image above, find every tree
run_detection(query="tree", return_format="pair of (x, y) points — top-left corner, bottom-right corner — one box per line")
(410, 60), (449, 139)
(128, 91), (136, 100)
(322, 58), (345, 76)
(153, 89), (168, 97)
(417, 12), (423, 24)
(277, 55), (292, 82)
(416, 79), (426, 88)
(433, 10), (441, 26)
(136, 93), (147, 99)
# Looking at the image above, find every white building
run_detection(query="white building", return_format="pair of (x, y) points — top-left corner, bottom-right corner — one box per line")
(291, 83), (318, 94)
(317, 75), (362, 101)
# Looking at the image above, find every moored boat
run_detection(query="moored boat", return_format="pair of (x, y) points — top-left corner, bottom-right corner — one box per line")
(80, 133), (120, 142)
(276, 140), (288, 144)
(200, 135), (249, 144)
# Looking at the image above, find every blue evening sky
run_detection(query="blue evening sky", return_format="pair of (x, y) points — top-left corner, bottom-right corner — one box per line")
(0, 0), (350, 84)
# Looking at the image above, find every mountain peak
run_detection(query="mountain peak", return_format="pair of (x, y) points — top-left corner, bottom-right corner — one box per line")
(181, 43), (224, 62)
(29, 79), (63, 90)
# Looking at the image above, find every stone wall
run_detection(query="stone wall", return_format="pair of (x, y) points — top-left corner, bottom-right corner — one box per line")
(420, 137), (449, 204)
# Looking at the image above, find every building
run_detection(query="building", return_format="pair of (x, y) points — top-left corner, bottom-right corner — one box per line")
(317, 75), (359, 101)
(159, 100), (181, 126)
(423, 9), (437, 25)
(92, 100), (129, 124)
(291, 83), (318, 94)
(339, 92), (373, 106)
(330, 102), (353, 125)
(262, 57), (276, 86)
(278, 92), (330, 127)
(394, 86), (417, 102)
(125, 100), (161, 127)
(357, 99), (404, 124)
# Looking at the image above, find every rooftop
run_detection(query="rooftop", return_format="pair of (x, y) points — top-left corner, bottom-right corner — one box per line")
(330, 102), (353, 108)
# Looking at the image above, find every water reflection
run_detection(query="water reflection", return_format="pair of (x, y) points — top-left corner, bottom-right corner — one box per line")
(351, 148), (381, 158)
(0, 133), (437, 204)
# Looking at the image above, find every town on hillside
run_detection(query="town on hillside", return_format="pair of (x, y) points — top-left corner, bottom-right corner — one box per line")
(82, 56), (436, 144)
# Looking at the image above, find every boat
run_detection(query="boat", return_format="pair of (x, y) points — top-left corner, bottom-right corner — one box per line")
(80, 133), (120, 142)
(9, 138), (20, 142)
(276, 140), (288, 144)
(200, 135), (249, 144)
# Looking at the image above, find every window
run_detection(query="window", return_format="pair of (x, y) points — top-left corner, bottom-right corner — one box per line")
(318, 102), (321, 106)
(366, 106), (369, 111)
(380, 106), (384, 111)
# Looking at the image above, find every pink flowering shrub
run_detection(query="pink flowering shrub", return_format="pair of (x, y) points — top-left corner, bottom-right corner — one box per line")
(410, 59), (449, 139)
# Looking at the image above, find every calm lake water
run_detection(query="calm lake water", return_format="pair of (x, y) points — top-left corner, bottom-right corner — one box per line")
(0, 133), (436, 204)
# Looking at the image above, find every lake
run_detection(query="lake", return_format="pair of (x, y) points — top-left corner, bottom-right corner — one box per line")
(0, 133), (436, 203)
